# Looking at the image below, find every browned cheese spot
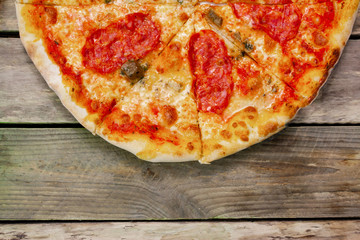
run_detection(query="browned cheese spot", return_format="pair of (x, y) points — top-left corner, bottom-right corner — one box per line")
(220, 130), (232, 139)
(259, 121), (279, 137)
(234, 120), (250, 141)
(232, 122), (238, 128)
(133, 114), (142, 123)
(264, 35), (277, 52)
(213, 144), (223, 150)
(166, 42), (183, 71)
(121, 114), (130, 124)
(313, 31), (328, 46)
(187, 142), (194, 151)
(244, 106), (257, 113)
(187, 124), (200, 134)
(248, 76), (263, 93)
(45, 7), (58, 25)
(235, 129), (249, 142)
(91, 100), (99, 111)
(240, 134), (249, 142)
(179, 12), (189, 22)
(156, 66), (165, 74)
(170, 42), (181, 51)
(238, 121), (247, 128)
(327, 48), (340, 70)
(244, 106), (258, 121)
(162, 105), (178, 126)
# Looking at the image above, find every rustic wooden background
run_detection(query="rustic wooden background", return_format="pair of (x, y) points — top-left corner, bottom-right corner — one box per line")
(0, 0), (359, 238)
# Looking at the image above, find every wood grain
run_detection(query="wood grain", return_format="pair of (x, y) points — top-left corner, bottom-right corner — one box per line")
(1, 38), (360, 124)
(0, 38), (75, 123)
(355, 10), (360, 36)
(0, 0), (360, 33)
(1, 126), (359, 220)
(1, 220), (360, 239)
(0, 0), (17, 32)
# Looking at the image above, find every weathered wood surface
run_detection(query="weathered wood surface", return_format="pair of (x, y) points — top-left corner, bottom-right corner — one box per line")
(0, 0), (360, 33)
(0, 0), (17, 33)
(0, 38), (360, 124)
(1, 126), (359, 220)
(0, 38), (75, 123)
(1, 220), (360, 239)
(354, 8), (360, 36)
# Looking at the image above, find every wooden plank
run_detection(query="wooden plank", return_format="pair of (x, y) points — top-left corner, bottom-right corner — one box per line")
(1, 0), (360, 34)
(1, 38), (360, 124)
(355, 10), (360, 36)
(0, 38), (75, 123)
(1, 126), (360, 220)
(0, 0), (17, 32)
(1, 220), (360, 239)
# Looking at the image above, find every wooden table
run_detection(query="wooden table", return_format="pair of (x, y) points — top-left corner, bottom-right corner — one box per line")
(0, 1), (360, 238)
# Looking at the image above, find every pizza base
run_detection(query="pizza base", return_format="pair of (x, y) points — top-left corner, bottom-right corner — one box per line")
(16, 1), (360, 163)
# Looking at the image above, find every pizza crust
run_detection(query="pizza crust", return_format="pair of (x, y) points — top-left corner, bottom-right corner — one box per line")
(16, 4), (96, 133)
(97, 132), (198, 162)
(332, 0), (359, 48)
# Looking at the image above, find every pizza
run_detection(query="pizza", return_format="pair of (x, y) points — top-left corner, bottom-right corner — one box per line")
(16, 0), (359, 163)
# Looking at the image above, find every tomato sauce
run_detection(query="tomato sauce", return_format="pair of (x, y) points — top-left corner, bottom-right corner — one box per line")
(273, 85), (298, 111)
(236, 66), (260, 96)
(107, 113), (180, 145)
(302, 2), (334, 31)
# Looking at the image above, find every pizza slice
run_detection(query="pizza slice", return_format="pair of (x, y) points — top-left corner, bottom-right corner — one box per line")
(96, 16), (202, 161)
(16, 3), (194, 132)
(207, 0), (359, 102)
(189, 11), (305, 163)
(17, 0), (197, 6)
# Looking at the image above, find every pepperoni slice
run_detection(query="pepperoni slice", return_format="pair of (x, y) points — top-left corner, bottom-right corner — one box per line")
(82, 13), (160, 74)
(232, 3), (301, 45)
(189, 30), (233, 114)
